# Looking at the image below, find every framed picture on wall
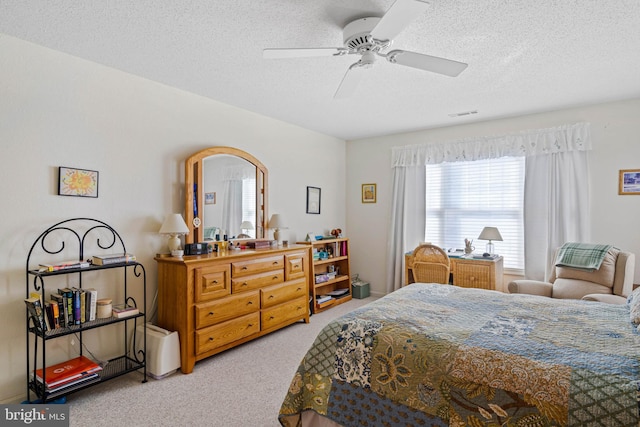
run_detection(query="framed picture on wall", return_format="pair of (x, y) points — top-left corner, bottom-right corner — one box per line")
(306, 186), (321, 214)
(362, 183), (376, 203)
(58, 166), (99, 198)
(619, 169), (640, 195)
(205, 192), (216, 204)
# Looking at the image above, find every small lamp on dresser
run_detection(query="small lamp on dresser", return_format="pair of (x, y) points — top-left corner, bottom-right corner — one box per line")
(159, 213), (189, 254)
(478, 226), (503, 255)
(238, 221), (254, 238)
(268, 214), (287, 245)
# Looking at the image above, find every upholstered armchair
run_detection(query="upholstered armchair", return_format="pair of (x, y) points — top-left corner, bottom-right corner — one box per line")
(508, 247), (635, 304)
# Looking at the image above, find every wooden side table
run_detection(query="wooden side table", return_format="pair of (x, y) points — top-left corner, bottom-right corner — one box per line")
(405, 253), (504, 291)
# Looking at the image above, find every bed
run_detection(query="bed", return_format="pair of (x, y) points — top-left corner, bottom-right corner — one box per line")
(278, 283), (640, 426)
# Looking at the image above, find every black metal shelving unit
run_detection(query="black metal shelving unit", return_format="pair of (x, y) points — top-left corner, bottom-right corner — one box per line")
(25, 218), (147, 403)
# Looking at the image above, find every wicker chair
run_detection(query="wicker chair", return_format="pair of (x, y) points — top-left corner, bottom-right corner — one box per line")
(410, 244), (451, 284)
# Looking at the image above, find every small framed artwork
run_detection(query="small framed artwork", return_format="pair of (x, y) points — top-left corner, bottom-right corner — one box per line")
(619, 169), (640, 195)
(205, 192), (216, 204)
(306, 186), (321, 214)
(362, 183), (377, 203)
(58, 166), (99, 198)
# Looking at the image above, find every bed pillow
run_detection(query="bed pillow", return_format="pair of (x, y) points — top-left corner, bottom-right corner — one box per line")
(555, 247), (618, 288)
(627, 286), (640, 324)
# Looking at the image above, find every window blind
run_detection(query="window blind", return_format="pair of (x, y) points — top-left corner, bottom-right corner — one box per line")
(425, 156), (525, 270)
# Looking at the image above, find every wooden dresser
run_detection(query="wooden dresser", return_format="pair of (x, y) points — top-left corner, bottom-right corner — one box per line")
(155, 245), (311, 374)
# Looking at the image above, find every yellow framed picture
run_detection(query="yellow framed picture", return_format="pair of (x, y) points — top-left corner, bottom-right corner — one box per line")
(362, 183), (376, 203)
(619, 169), (640, 195)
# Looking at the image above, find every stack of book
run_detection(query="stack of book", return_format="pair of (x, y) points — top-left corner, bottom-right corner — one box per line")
(112, 303), (139, 318)
(38, 260), (90, 272)
(25, 287), (100, 332)
(91, 253), (136, 266)
(34, 356), (102, 392)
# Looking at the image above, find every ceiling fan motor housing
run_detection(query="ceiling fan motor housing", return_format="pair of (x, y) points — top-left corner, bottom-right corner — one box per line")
(343, 17), (381, 51)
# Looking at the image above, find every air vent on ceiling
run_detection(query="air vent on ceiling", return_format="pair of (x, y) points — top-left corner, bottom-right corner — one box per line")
(449, 110), (478, 118)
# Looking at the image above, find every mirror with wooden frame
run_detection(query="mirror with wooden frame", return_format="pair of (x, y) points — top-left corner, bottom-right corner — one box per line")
(184, 146), (268, 244)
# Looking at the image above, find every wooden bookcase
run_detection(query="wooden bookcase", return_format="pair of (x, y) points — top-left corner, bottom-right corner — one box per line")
(298, 238), (351, 313)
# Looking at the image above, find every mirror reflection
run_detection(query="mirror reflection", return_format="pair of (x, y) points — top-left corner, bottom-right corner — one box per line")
(202, 155), (256, 240)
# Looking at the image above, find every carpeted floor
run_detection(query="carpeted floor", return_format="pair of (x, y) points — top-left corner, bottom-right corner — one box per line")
(66, 296), (376, 427)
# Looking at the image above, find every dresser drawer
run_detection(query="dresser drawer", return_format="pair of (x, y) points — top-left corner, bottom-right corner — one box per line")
(285, 252), (307, 280)
(261, 295), (308, 330)
(195, 264), (231, 302)
(196, 312), (260, 354)
(454, 263), (492, 290)
(232, 270), (284, 293)
(232, 255), (284, 277)
(195, 291), (259, 329)
(261, 278), (307, 308)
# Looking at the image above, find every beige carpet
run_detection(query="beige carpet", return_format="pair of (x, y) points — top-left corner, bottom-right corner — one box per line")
(67, 296), (376, 427)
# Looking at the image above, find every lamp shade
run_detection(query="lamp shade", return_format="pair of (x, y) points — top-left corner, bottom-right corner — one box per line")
(240, 221), (254, 230)
(268, 214), (286, 229)
(159, 214), (189, 235)
(478, 227), (503, 242)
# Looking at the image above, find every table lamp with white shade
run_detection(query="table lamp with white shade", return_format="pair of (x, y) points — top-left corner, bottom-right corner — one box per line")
(238, 221), (254, 238)
(477, 226), (503, 255)
(159, 213), (189, 253)
(268, 214), (287, 245)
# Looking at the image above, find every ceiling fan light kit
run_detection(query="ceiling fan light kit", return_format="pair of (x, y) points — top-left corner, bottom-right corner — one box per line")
(263, 0), (468, 98)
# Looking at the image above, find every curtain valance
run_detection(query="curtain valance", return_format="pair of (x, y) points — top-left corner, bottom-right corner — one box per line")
(391, 122), (591, 166)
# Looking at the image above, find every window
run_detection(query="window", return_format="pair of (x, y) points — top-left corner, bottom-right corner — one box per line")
(425, 156), (525, 270)
(242, 178), (256, 237)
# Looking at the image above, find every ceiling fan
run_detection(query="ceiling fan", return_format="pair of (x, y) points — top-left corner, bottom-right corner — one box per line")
(263, 0), (468, 99)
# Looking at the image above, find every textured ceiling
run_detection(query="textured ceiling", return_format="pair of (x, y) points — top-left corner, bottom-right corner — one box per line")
(1, 1), (639, 140)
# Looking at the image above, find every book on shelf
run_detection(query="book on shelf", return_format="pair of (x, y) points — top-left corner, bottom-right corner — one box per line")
(42, 373), (100, 392)
(326, 289), (349, 297)
(50, 293), (66, 328)
(112, 303), (139, 318)
(91, 253), (136, 266)
(24, 296), (47, 332)
(72, 288), (82, 325)
(38, 260), (90, 272)
(34, 355), (102, 388)
(316, 295), (332, 304)
(85, 288), (98, 321)
(58, 288), (74, 326)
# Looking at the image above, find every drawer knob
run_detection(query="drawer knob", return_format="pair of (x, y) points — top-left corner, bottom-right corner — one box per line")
(273, 276), (279, 280)
(208, 337), (214, 342)
(242, 282), (248, 287)
(242, 266), (248, 270)
(296, 287), (302, 291)
(212, 280), (218, 284)
(269, 316), (275, 320)
(268, 295), (274, 299)
(247, 301), (253, 305)
(208, 311), (214, 316)
(273, 261), (279, 265)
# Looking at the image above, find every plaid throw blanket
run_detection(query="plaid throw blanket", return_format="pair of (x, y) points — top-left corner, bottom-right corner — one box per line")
(555, 242), (612, 270)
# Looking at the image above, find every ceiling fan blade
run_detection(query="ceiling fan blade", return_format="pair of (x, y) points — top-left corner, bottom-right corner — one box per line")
(386, 50), (468, 77)
(334, 63), (367, 99)
(370, 0), (430, 42)
(263, 47), (346, 59)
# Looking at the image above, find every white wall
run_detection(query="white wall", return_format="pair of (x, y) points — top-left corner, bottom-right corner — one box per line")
(0, 35), (346, 402)
(347, 98), (640, 296)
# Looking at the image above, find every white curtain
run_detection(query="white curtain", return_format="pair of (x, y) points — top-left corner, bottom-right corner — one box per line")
(524, 150), (591, 281)
(388, 122), (591, 291)
(221, 164), (253, 238)
(386, 166), (425, 292)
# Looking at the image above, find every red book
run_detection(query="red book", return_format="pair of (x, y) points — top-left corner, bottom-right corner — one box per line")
(34, 356), (102, 387)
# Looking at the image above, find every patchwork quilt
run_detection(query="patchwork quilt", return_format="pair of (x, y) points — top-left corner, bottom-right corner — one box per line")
(279, 283), (640, 426)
